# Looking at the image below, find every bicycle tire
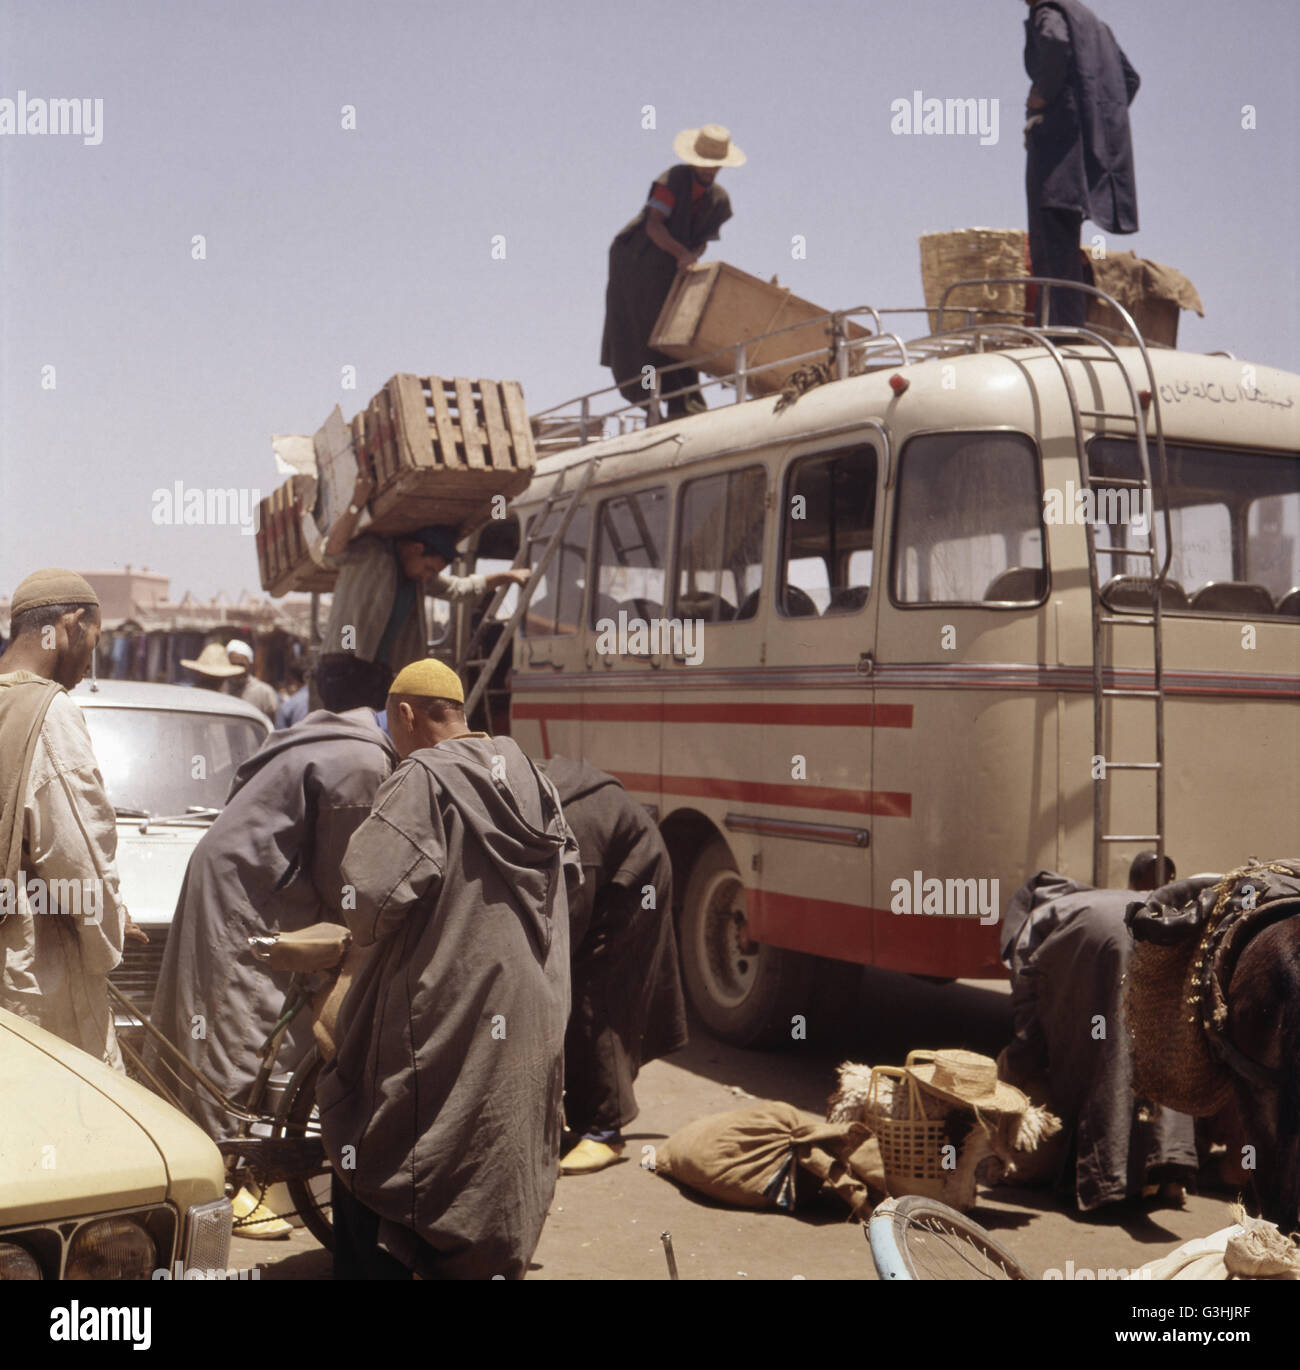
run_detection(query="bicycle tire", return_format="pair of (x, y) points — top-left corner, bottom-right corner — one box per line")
(866, 1195), (1034, 1280)
(275, 1047), (334, 1252)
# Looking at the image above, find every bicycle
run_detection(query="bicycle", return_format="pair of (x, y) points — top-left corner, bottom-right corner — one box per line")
(866, 1195), (1035, 1280)
(107, 922), (350, 1251)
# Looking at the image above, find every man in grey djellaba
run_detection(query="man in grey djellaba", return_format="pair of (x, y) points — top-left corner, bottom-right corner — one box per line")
(151, 705), (397, 1173)
(318, 658), (581, 1280)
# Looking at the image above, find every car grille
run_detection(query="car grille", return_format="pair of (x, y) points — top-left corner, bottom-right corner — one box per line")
(110, 927), (168, 1020)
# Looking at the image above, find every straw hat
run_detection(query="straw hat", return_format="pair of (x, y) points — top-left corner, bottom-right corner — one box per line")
(673, 123), (746, 168)
(181, 642), (242, 678)
(905, 1049), (1029, 1114)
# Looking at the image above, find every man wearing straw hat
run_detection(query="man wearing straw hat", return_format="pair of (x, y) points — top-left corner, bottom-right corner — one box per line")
(1022, 0), (1140, 327)
(601, 124), (745, 420)
(180, 640), (243, 691)
(0, 569), (141, 1069)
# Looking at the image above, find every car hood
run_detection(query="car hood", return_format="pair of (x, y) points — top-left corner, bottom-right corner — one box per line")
(112, 822), (206, 923)
(0, 1009), (225, 1226)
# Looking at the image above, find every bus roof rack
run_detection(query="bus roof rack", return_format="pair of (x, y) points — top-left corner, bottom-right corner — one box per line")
(530, 277), (1185, 455)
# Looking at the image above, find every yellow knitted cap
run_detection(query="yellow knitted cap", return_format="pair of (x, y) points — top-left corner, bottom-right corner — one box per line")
(388, 658), (465, 704)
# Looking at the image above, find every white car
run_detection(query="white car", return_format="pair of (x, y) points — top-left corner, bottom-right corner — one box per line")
(70, 680), (272, 1020)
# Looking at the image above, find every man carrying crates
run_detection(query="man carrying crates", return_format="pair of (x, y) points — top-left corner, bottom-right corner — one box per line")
(315, 467), (530, 712)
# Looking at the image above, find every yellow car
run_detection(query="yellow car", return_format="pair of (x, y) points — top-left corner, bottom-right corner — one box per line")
(0, 1006), (232, 1280)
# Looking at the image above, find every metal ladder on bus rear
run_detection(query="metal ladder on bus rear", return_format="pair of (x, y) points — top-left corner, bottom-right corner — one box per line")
(1074, 344), (1172, 886)
(456, 453), (601, 728)
(936, 276), (1174, 885)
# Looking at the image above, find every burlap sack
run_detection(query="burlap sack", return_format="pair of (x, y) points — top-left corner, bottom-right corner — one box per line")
(654, 1100), (874, 1214)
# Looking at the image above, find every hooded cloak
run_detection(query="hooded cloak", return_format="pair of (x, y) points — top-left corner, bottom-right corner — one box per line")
(151, 708), (396, 1137)
(1000, 871), (1197, 1209)
(537, 756), (687, 1134)
(318, 733), (580, 1280)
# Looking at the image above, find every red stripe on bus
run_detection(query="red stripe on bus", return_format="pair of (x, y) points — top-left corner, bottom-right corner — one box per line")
(609, 772), (911, 819)
(748, 889), (1004, 977)
(513, 701), (913, 728)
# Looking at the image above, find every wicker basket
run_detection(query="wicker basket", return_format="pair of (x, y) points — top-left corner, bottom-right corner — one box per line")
(1124, 938), (1234, 1118)
(863, 1064), (948, 1200)
(919, 228), (1029, 333)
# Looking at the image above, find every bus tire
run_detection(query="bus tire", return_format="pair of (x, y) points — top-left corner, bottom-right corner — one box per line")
(679, 838), (816, 1049)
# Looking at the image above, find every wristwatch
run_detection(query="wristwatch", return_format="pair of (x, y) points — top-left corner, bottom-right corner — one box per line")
(347, 503), (362, 516)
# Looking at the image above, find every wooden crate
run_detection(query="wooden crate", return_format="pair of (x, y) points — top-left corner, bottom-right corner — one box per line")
(649, 262), (870, 397)
(255, 474), (335, 597)
(358, 375), (536, 537)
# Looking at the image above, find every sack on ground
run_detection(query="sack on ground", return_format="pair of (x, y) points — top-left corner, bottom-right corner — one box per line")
(654, 1099), (873, 1214)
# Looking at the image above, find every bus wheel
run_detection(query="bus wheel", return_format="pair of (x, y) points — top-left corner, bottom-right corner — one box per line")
(680, 839), (815, 1048)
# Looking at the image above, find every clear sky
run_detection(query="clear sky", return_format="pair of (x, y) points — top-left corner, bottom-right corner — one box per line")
(2, 0), (1297, 600)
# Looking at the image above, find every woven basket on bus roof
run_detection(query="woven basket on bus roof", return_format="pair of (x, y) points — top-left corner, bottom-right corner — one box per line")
(920, 228), (1029, 333)
(1124, 939), (1234, 1117)
(863, 1064), (948, 1200)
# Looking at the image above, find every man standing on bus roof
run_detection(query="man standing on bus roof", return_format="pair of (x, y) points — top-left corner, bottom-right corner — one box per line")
(1022, 0), (1139, 327)
(601, 124), (744, 421)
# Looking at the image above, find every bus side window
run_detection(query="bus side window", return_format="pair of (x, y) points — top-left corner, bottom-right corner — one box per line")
(781, 444), (877, 617)
(891, 432), (1046, 606)
(675, 467), (766, 624)
(1091, 437), (1300, 614)
(523, 502), (590, 636)
(590, 487), (670, 635)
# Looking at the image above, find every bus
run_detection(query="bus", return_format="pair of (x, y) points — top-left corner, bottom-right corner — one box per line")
(460, 288), (1299, 1046)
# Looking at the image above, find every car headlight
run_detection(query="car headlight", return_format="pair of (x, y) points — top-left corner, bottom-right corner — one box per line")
(0, 1242), (42, 1280)
(66, 1217), (157, 1280)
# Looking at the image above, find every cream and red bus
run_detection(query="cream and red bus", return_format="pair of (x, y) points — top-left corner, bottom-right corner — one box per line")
(462, 292), (1299, 1046)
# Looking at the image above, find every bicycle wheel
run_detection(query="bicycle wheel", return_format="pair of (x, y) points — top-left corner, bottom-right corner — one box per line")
(866, 1195), (1033, 1280)
(274, 1048), (333, 1252)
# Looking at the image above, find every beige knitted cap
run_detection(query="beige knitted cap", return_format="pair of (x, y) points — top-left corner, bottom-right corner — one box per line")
(10, 568), (100, 615)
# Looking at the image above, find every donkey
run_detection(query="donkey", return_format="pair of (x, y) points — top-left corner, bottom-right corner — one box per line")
(1223, 916), (1300, 1235)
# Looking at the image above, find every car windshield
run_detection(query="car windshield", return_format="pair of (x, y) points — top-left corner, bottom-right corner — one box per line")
(81, 707), (266, 817)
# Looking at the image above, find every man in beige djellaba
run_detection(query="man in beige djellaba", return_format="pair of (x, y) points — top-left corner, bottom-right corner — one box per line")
(0, 569), (142, 1070)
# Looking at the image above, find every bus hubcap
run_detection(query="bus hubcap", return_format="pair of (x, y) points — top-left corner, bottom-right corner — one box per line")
(696, 868), (759, 1008)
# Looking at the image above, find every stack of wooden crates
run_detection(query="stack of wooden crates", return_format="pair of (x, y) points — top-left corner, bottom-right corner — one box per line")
(256, 375), (536, 596)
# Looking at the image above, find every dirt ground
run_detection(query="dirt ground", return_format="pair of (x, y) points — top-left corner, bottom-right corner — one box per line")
(234, 966), (1244, 1282)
